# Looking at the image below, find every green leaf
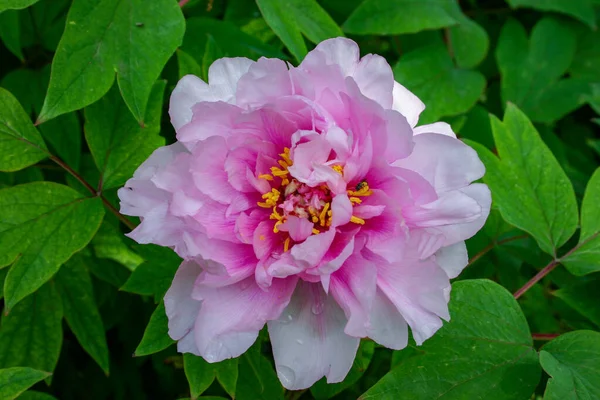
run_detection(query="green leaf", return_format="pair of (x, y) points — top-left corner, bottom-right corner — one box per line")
(0, 10), (23, 60)
(539, 331), (600, 399)
(120, 244), (180, 300)
(256, 0), (343, 62)
(393, 40), (486, 123)
(583, 83), (600, 115)
(202, 35), (224, 82)
(91, 221), (144, 271)
(506, 0), (596, 29)
(0, 268), (6, 300)
(0, 182), (105, 309)
(55, 255), (110, 374)
(236, 342), (284, 400)
(177, 49), (203, 81)
(86, 255), (130, 288)
(561, 168), (600, 275)
(311, 340), (374, 399)
(16, 391), (58, 400)
(183, 354), (217, 399)
(476, 104), (578, 256)
(0, 282), (63, 372)
(0, 88), (47, 172)
(1, 67), (81, 169)
(446, 2), (489, 68)
(0, 0), (40, 12)
(0, 367), (50, 400)
(570, 30), (600, 82)
(84, 81), (166, 191)
(360, 280), (540, 400)
(554, 274), (600, 328)
(343, 0), (457, 35)
(496, 17), (588, 123)
(183, 17), (284, 63)
(134, 302), (174, 357)
(38, 0), (185, 123)
(215, 358), (238, 399)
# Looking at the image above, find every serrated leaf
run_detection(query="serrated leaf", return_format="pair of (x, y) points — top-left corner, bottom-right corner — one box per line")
(134, 302), (174, 357)
(236, 342), (284, 400)
(554, 274), (600, 328)
(0, 0), (40, 12)
(496, 17), (588, 123)
(84, 81), (166, 191)
(0, 182), (105, 309)
(343, 0), (457, 35)
(561, 168), (600, 275)
(0, 282), (63, 372)
(38, 0), (185, 123)
(183, 17), (285, 64)
(0, 367), (50, 400)
(256, 0), (343, 62)
(0, 10), (23, 60)
(475, 105), (578, 256)
(183, 354), (217, 399)
(0, 88), (47, 172)
(506, 0), (596, 29)
(55, 255), (109, 374)
(360, 280), (540, 400)
(540, 331), (600, 399)
(120, 244), (180, 300)
(311, 340), (374, 400)
(393, 40), (486, 123)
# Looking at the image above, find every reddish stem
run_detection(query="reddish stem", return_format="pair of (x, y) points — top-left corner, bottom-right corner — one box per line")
(467, 234), (528, 267)
(532, 333), (560, 341)
(178, 0), (190, 7)
(513, 260), (559, 299)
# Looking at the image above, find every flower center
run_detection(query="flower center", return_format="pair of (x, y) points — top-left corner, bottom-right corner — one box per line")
(257, 148), (372, 251)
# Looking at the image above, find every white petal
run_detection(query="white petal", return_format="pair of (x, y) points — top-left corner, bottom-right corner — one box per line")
(301, 37), (360, 76)
(164, 261), (203, 354)
(392, 81), (425, 128)
(208, 57), (255, 103)
(368, 288), (409, 350)
(268, 282), (359, 390)
(414, 121), (456, 137)
(169, 75), (214, 131)
(435, 241), (468, 279)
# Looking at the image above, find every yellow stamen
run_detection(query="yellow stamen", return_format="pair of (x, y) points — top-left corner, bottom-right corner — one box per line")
(258, 188), (280, 208)
(271, 166), (288, 177)
(278, 160), (290, 169)
(270, 206), (283, 221)
(284, 237), (291, 252)
(311, 215), (319, 223)
(350, 216), (365, 225)
(258, 173), (273, 181)
(350, 197), (362, 204)
(319, 202), (330, 227)
(332, 165), (344, 175)
(312, 228), (320, 235)
(347, 183), (373, 197)
(279, 148), (292, 165)
(282, 178), (290, 186)
(273, 220), (283, 233)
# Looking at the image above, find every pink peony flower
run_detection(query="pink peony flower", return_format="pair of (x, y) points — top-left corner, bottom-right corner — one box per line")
(118, 38), (490, 390)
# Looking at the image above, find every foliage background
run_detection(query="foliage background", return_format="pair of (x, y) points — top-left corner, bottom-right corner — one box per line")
(1, 0), (600, 399)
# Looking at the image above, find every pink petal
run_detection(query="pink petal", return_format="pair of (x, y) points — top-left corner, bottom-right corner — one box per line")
(353, 53), (394, 109)
(267, 281), (359, 390)
(177, 101), (241, 150)
(301, 37), (360, 77)
(367, 288), (409, 350)
(435, 241), (468, 279)
(403, 190), (482, 228)
(236, 57), (293, 108)
(191, 276), (297, 362)
(207, 57), (254, 104)
(414, 121), (456, 137)
(278, 216), (314, 242)
(190, 136), (238, 204)
(330, 194), (352, 227)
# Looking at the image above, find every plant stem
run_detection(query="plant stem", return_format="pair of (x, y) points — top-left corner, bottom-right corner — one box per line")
(49, 155), (137, 231)
(513, 260), (559, 299)
(531, 333), (560, 341)
(467, 234), (528, 267)
(178, 0), (190, 7)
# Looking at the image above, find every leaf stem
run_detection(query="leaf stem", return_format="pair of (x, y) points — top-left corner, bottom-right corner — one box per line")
(467, 234), (528, 267)
(178, 0), (190, 7)
(49, 155), (137, 231)
(531, 333), (559, 341)
(513, 260), (559, 299)
(285, 389), (307, 400)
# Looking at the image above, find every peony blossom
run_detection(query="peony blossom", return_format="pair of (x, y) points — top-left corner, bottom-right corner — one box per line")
(118, 38), (490, 390)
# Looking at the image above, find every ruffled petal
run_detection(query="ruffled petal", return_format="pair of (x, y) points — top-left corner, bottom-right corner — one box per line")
(191, 276), (297, 362)
(392, 81), (425, 128)
(268, 281), (359, 390)
(435, 241), (468, 279)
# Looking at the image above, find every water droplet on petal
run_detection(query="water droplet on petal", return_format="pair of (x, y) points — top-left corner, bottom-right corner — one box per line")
(311, 302), (324, 315)
(296, 339), (303, 345)
(277, 365), (296, 388)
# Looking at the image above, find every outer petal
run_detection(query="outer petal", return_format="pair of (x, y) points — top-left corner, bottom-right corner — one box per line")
(268, 282), (359, 390)
(169, 58), (252, 130)
(392, 81), (425, 128)
(435, 241), (468, 279)
(413, 121), (456, 137)
(368, 288), (409, 350)
(300, 37), (360, 77)
(393, 133), (485, 193)
(164, 261), (203, 355)
(191, 277), (297, 362)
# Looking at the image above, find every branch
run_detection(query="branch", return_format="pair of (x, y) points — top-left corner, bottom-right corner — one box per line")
(49, 155), (137, 231)
(513, 260), (559, 299)
(532, 333), (560, 341)
(467, 234), (528, 267)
